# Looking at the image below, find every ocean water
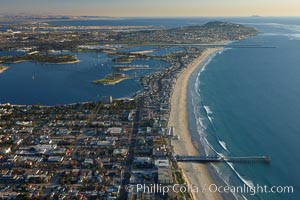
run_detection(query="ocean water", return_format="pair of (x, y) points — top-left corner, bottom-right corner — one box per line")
(189, 18), (300, 200)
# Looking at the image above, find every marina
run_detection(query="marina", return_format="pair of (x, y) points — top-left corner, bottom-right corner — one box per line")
(112, 64), (150, 71)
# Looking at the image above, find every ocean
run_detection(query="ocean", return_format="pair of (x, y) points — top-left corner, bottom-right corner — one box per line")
(188, 18), (300, 200)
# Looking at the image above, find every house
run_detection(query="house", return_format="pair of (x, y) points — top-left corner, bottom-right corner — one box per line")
(84, 158), (94, 165)
(153, 146), (167, 157)
(48, 156), (64, 162)
(107, 127), (123, 135)
(113, 149), (128, 157)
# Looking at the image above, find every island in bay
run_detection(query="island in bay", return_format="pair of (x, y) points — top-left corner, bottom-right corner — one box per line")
(92, 73), (128, 85)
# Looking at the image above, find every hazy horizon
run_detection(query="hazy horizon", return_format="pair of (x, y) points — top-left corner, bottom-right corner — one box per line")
(0, 0), (300, 17)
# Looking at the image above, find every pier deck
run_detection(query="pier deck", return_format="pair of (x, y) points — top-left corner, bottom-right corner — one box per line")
(175, 155), (270, 163)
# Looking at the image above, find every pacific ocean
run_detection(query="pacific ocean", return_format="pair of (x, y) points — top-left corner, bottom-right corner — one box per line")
(192, 19), (300, 200)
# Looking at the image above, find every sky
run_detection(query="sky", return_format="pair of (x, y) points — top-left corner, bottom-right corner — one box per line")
(0, 0), (300, 17)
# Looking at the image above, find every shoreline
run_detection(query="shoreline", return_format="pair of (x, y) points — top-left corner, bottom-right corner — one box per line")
(0, 66), (9, 74)
(168, 48), (223, 200)
(2, 59), (80, 65)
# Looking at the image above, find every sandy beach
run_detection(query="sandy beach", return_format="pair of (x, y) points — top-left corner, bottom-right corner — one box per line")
(0, 66), (9, 74)
(168, 48), (222, 200)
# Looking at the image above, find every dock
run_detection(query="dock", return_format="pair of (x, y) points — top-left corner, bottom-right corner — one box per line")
(175, 155), (270, 163)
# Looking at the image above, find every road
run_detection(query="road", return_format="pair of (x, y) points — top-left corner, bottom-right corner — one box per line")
(119, 105), (141, 200)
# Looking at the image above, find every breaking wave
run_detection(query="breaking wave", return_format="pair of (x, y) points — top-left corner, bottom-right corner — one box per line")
(218, 140), (229, 152)
(227, 162), (254, 189)
(203, 105), (214, 126)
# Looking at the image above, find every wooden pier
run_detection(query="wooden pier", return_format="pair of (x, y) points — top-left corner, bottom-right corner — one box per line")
(175, 155), (270, 163)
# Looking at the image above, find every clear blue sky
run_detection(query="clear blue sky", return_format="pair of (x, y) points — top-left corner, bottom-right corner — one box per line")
(0, 0), (299, 17)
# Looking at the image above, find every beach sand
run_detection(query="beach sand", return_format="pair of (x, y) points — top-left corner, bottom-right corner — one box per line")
(0, 66), (9, 74)
(168, 48), (222, 200)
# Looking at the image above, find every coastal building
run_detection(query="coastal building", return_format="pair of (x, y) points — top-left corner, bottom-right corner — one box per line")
(158, 168), (173, 184)
(102, 96), (113, 104)
(155, 159), (169, 168)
